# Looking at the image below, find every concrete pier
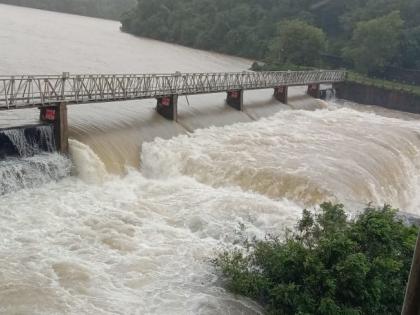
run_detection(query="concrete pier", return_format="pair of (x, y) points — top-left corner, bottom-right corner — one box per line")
(156, 95), (178, 121)
(307, 84), (321, 99)
(226, 90), (244, 111)
(40, 103), (69, 154)
(274, 86), (288, 103)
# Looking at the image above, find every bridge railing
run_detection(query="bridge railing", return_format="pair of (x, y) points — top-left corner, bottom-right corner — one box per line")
(0, 70), (346, 109)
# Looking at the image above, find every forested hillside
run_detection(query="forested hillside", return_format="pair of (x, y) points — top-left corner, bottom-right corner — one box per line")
(0, 0), (136, 20)
(121, 0), (420, 73)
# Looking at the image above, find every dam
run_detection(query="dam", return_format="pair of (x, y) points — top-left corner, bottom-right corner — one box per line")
(1, 4), (420, 315)
(0, 69), (346, 154)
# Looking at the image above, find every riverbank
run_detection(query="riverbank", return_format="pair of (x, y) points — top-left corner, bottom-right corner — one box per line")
(252, 62), (420, 114)
(0, 0), (135, 20)
(346, 72), (420, 96)
(334, 80), (420, 114)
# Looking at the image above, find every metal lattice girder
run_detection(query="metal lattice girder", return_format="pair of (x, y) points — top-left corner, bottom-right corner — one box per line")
(0, 70), (346, 110)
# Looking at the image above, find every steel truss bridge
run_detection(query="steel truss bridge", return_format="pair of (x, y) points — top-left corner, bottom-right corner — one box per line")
(0, 70), (346, 110)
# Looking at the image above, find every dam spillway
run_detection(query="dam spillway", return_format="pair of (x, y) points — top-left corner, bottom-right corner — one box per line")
(1, 4), (420, 315)
(0, 69), (345, 155)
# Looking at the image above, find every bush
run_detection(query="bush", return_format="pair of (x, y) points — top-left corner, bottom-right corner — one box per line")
(269, 20), (327, 67)
(342, 11), (404, 74)
(214, 203), (418, 315)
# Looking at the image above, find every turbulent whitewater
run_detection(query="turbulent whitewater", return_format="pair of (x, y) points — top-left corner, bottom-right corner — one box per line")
(3, 102), (420, 314)
(142, 106), (420, 209)
(2, 4), (420, 315)
(0, 126), (70, 195)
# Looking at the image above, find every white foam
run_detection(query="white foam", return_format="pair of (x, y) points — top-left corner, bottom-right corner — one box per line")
(0, 168), (299, 314)
(141, 106), (420, 211)
(3, 102), (420, 314)
(69, 139), (108, 184)
(0, 153), (71, 195)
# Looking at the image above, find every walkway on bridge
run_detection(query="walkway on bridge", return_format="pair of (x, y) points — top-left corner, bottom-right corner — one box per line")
(0, 70), (346, 153)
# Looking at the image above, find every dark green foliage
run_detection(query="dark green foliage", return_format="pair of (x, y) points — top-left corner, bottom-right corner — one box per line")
(0, 0), (136, 20)
(342, 11), (404, 74)
(400, 27), (420, 69)
(269, 20), (326, 67)
(214, 203), (418, 315)
(121, 0), (420, 71)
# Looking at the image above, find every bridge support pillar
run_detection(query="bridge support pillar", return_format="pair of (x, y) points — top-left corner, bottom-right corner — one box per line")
(274, 86), (288, 104)
(156, 95), (178, 121)
(307, 83), (321, 99)
(226, 90), (244, 111)
(39, 103), (69, 154)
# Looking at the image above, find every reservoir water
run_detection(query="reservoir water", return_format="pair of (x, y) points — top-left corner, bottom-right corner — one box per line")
(1, 4), (420, 314)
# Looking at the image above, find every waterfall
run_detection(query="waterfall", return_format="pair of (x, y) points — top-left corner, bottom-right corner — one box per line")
(38, 125), (57, 152)
(324, 88), (336, 101)
(0, 124), (56, 157)
(0, 153), (72, 195)
(0, 125), (68, 196)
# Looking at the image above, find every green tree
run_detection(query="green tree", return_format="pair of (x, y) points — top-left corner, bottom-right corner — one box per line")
(5, 0), (420, 70)
(119, 0), (420, 70)
(343, 11), (404, 74)
(269, 20), (327, 67)
(214, 203), (418, 315)
(400, 26), (420, 69)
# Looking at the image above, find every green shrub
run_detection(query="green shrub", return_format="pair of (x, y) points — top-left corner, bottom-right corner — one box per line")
(214, 203), (418, 315)
(269, 20), (327, 67)
(342, 11), (404, 74)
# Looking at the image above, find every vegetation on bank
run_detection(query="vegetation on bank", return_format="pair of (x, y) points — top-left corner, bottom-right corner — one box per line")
(122, 0), (420, 75)
(214, 203), (418, 315)
(5, 0), (419, 79)
(4, 0), (419, 93)
(346, 72), (420, 97)
(251, 61), (420, 97)
(0, 0), (136, 20)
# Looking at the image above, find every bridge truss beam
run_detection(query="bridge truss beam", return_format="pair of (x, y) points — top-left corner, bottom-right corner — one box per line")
(0, 70), (346, 110)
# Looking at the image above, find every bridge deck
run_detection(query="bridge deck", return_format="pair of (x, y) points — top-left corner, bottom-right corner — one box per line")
(0, 70), (346, 110)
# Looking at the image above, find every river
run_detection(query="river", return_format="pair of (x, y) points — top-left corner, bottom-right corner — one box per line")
(1, 4), (420, 315)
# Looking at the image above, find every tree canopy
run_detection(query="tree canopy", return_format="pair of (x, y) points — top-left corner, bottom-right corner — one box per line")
(269, 20), (326, 67)
(121, 0), (420, 71)
(214, 203), (418, 315)
(343, 11), (404, 74)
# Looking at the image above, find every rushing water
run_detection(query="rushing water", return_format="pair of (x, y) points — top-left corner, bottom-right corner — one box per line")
(1, 4), (420, 315)
(0, 125), (68, 195)
(0, 125), (56, 156)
